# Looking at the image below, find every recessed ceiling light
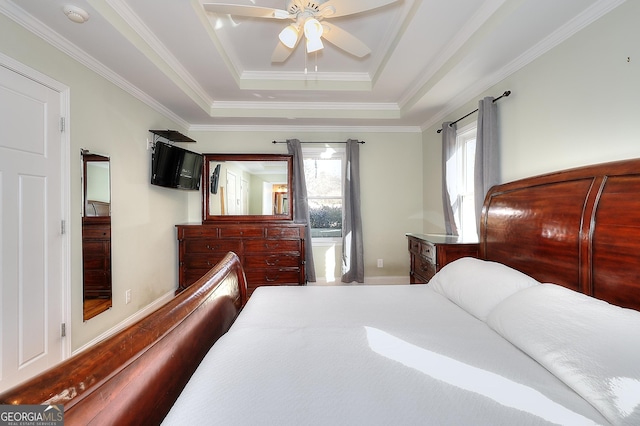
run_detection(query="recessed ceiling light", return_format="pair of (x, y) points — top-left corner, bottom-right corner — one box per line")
(63, 5), (89, 24)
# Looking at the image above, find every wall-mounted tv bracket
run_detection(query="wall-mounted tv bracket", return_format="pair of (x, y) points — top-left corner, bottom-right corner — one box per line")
(148, 129), (196, 150)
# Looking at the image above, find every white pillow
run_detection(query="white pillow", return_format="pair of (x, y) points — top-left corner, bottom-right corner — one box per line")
(487, 284), (640, 426)
(429, 257), (539, 321)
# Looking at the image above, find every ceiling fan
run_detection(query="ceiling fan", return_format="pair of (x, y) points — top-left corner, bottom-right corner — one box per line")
(202, 0), (400, 62)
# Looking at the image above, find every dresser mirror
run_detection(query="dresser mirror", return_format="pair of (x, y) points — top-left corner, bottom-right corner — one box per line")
(203, 154), (293, 222)
(81, 150), (112, 321)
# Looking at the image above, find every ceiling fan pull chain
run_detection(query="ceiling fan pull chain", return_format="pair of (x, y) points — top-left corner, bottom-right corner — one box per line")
(315, 51), (318, 73)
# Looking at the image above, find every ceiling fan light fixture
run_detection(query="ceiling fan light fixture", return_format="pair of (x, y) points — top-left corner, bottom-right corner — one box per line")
(303, 18), (323, 40)
(306, 36), (324, 53)
(278, 24), (299, 49)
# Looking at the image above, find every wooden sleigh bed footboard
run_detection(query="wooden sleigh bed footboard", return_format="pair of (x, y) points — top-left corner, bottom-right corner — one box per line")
(0, 252), (247, 425)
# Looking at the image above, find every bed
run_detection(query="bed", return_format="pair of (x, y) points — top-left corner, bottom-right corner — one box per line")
(2, 158), (640, 425)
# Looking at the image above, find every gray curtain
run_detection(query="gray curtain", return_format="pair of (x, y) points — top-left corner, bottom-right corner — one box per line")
(341, 139), (364, 283)
(474, 97), (500, 233)
(442, 121), (459, 235)
(286, 139), (316, 282)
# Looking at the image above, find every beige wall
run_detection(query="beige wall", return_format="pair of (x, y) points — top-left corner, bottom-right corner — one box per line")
(422, 0), (640, 233)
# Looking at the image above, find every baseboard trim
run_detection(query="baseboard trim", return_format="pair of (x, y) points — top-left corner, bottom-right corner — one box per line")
(73, 289), (175, 356)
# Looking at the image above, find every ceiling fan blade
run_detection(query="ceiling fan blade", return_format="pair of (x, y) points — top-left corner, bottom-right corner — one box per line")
(271, 43), (294, 63)
(271, 31), (302, 63)
(320, 0), (400, 18)
(321, 22), (371, 58)
(203, 3), (290, 19)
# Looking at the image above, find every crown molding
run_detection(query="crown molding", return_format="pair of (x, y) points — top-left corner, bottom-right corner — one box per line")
(241, 70), (371, 82)
(211, 101), (399, 111)
(209, 100), (401, 120)
(189, 124), (422, 133)
(238, 70), (373, 90)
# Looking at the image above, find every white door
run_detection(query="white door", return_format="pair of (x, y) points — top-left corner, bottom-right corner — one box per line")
(226, 171), (238, 215)
(0, 64), (66, 391)
(241, 179), (249, 214)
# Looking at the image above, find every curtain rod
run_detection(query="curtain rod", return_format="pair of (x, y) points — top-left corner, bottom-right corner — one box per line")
(272, 140), (365, 144)
(436, 90), (511, 133)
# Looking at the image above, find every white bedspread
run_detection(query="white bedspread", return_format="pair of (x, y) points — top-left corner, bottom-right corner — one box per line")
(163, 285), (609, 426)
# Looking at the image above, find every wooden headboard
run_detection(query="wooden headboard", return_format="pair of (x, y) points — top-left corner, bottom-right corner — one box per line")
(480, 158), (640, 311)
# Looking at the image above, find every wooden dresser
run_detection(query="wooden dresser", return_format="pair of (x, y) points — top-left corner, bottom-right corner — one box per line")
(407, 233), (479, 283)
(176, 222), (306, 296)
(82, 218), (112, 299)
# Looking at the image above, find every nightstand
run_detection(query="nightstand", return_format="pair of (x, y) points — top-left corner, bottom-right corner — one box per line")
(406, 234), (479, 283)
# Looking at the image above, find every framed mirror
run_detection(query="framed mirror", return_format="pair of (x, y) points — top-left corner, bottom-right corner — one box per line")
(203, 154), (293, 222)
(81, 150), (112, 321)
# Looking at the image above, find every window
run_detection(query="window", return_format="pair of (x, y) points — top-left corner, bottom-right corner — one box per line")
(303, 146), (344, 241)
(452, 124), (478, 240)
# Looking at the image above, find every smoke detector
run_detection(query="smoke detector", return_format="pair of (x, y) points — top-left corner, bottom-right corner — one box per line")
(63, 5), (89, 24)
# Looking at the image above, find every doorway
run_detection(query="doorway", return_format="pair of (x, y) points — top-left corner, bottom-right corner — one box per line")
(0, 55), (70, 390)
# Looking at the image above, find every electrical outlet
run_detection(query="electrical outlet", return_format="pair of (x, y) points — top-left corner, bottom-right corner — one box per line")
(146, 138), (154, 150)
(377, 259), (383, 268)
(125, 289), (131, 304)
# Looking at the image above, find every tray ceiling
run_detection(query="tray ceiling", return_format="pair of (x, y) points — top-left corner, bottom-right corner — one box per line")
(1, 0), (622, 130)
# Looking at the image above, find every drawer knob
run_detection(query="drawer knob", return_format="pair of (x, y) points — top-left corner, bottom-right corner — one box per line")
(265, 275), (280, 282)
(265, 259), (280, 266)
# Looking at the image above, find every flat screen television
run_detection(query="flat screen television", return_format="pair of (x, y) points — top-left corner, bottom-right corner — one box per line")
(210, 163), (221, 194)
(151, 141), (203, 190)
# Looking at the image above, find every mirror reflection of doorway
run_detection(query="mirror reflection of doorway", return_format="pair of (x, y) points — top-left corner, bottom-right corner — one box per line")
(226, 170), (238, 215)
(262, 182), (273, 214)
(241, 179), (249, 215)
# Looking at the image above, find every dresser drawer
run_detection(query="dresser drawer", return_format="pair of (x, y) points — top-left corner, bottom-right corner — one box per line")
(244, 254), (300, 269)
(83, 226), (110, 239)
(183, 239), (241, 254)
(245, 269), (302, 286)
(183, 253), (230, 269)
(409, 238), (421, 254)
(219, 226), (264, 238)
(415, 256), (436, 281)
(420, 242), (436, 262)
(82, 240), (109, 253)
(244, 239), (301, 253)
(266, 226), (303, 238)
(179, 226), (218, 238)
(83, 255), (109, 270)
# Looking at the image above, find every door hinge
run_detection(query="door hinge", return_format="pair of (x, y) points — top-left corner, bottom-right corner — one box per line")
(61, 323), (66, 338)
(59, 117), (65, 132)
(61, 220), (66, 235)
